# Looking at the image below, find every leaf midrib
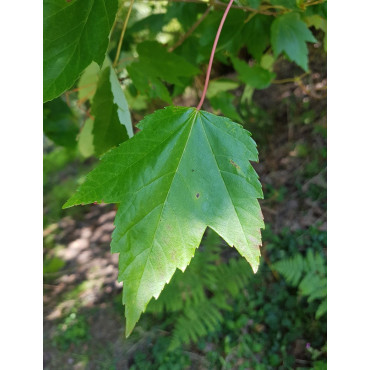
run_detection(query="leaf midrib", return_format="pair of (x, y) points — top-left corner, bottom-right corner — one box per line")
(129, 110), (199, 319)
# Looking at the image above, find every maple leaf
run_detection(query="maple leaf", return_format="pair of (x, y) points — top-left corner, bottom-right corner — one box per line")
(242, 14), (273, 61)
(64, 106), (264, 335)
(43, 0), (117, 102)
(43, 98), (79, 148)
(232, 57), (276, 89)
(91, 66), (132, 156)
(271, 12), (317, 71)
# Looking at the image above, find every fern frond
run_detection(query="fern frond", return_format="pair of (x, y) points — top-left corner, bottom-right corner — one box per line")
(147, 229), (254, 348)
(170, 299), (224, 350)
(272, 249), (327, 319)
(305, 249), (325, 275)
(273, 254), (306, 286)
(315, 298), (327, 319)
(146, 230), (221, 314)
(215, 258), (253, 297)
(299, 273), (326, 302)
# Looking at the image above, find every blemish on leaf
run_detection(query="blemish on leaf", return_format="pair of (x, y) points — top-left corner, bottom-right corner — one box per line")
(230, 159), (240, 170)
(192, 169), (195, 172)
(196, 193), (200, 198)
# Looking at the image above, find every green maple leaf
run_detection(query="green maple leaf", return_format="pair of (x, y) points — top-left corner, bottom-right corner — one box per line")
(232, 57), (276, 89)
(127, 41), (200, 103)
(43, 98), (79, 148)
(208, 92), (243, 123)
(136, 41), (200, 85)
(91, 66), (132, 156)
(206, 79), (242, 122)
(43, 0), (117, 102)
(271, 12), (317, 71)
(64, 106), (264, 335)
(242, 14), (273, 61)
(127, 62), (173, 104)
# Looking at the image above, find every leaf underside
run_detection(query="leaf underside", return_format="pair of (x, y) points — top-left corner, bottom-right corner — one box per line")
(64, 106), (264, 336)
(91, 66), (132, 156)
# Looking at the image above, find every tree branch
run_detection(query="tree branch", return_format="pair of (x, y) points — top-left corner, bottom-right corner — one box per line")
(113, 0), (135, 68)
(144, 0), (277, 15)
(168, 6), (211, 52)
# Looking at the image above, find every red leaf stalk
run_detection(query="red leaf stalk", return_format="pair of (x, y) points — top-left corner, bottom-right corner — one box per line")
(196, 0), (235, 110)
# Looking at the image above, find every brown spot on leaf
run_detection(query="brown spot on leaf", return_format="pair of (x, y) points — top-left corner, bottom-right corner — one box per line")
(196, 193), (200, 199)
(230, 159), (240, 170)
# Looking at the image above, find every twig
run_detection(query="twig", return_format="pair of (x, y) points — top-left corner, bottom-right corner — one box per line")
(64, 82), (98, 107)
(113, 0), (135, 68)
(272, 72), (308, 84)
(65, 82), (97, 95)
(111, 0), (128, 36)
(168, 5), (211, 52)
(196, 0), (235, 110)
(65, 91), (70, 107)
(76, 90), (95, 107)
(145, 0), (277, 15)
(304, 0), (326, 6)
(244, 11), (257, 24)
(116, 56), (135, 67)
